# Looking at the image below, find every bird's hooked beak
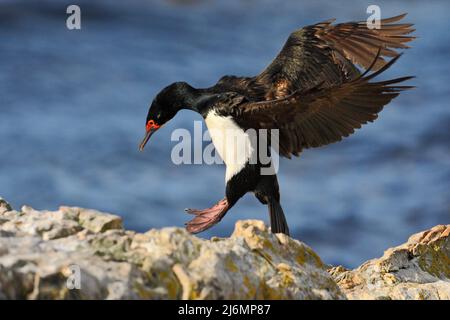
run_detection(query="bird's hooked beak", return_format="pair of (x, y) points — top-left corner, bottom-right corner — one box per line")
(139, 120), (161, 151)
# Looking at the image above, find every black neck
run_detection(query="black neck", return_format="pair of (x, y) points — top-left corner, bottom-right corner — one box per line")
(174, 84), (200, 111)
(162, 82), (217, 116)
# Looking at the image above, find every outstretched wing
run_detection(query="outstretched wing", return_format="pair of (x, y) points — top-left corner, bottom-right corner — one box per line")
(233, 54), (414, 158)
(249, 14), (415, 100)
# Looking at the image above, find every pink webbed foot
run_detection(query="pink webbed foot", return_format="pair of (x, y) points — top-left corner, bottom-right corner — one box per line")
(185, 198), (229, 234)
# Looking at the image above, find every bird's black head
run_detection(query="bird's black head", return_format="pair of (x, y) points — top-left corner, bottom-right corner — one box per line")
(139, 81), (197, 151)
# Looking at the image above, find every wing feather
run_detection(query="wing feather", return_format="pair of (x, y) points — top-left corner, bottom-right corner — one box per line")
(234, 55), (414, 157)
(246, 13), (415, 100)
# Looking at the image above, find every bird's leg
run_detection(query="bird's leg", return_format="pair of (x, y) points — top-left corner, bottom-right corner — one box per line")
(185, 198), (229, 234)
(268, 199), (290, 236)
(255, 175), (290, 236)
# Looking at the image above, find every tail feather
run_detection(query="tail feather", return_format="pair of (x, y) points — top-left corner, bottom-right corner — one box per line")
(269, 200), (290, 236)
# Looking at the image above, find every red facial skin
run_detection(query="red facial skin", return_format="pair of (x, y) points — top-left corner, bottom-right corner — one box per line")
(146, 119), (161, 132)
(139, 120), (161, 151)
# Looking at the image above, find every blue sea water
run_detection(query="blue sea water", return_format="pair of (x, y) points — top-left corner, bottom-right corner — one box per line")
(0, 0), (449, 267)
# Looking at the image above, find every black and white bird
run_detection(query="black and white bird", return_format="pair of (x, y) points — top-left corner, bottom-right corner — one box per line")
(139, 14), (415, 235)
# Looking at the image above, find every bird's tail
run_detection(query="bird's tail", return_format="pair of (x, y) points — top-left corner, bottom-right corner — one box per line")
(269, 200), (290, 236)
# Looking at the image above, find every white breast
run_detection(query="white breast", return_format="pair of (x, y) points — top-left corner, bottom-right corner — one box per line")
(205, 110), (256, 183)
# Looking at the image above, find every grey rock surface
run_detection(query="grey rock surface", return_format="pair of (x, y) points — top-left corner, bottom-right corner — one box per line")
(0, 198), (343, 299)
(0, 197), (448, 300)
(329, 224), (450, 299)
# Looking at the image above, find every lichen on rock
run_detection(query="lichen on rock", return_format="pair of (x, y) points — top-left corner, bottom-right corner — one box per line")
(330, 225), (450, 300)
(0, 200), (343, 299)
(0, 196), (448, 300)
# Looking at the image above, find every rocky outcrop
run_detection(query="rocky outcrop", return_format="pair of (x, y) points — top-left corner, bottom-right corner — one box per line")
(329, 225), (450, 300)
(0, 198), (343, 299)
(0, 197), (448, 300)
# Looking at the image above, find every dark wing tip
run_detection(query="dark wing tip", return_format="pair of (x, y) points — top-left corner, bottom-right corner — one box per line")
(358, 51), (404, 82)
